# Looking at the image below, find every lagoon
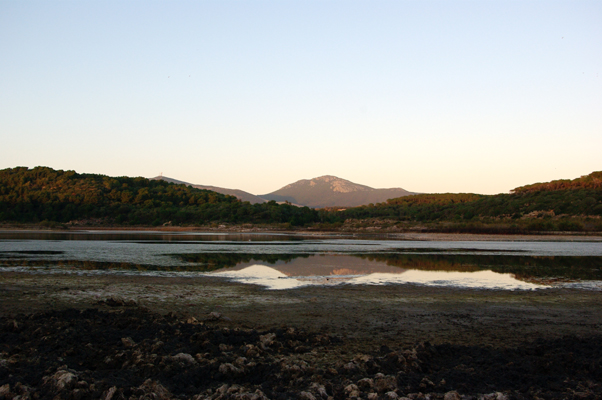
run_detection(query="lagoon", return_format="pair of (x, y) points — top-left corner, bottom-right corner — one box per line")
(1, 230), (601, 290)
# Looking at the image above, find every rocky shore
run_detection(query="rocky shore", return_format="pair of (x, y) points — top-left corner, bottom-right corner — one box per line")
(1, 260), (602, 400)
(1, 305), (601, 400)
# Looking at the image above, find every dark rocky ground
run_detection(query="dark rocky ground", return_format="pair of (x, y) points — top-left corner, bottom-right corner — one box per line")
(1, 265), (602, 400)
(1, 305), (601, 400)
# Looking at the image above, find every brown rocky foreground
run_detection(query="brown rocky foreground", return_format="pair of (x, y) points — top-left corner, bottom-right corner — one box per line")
(1, 272), (601, 399)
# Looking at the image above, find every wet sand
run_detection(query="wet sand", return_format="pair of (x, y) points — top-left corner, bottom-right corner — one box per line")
(2, 272), (601, 349)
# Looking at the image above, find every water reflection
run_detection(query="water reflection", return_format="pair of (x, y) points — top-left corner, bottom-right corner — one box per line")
(208, 258), (541, 290)
(1, 231), (601, 290)
(354, 253), (602, 282)
(206, 255), (545, 290)
(350, 270), (541, 290)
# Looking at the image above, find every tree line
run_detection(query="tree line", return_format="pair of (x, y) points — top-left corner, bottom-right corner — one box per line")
(1, 167), (601, 230)
(0, 167), (319, 226)
(339, 188), (602, 222)
(511, 171), (602, 193)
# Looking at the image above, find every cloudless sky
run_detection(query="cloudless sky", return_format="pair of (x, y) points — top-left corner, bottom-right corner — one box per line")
(1, 0), (600, 194)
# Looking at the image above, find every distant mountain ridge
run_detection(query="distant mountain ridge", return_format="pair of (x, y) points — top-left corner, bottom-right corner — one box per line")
(151, 176), (267, 204)
(260, 175), (414, 208)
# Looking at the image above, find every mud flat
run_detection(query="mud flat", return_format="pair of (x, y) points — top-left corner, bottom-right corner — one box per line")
(1, 272), (602, 399)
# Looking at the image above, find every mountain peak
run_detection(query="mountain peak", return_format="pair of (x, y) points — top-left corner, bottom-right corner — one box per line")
(261, 175), (413, 208)
(282, 175), (371, 194)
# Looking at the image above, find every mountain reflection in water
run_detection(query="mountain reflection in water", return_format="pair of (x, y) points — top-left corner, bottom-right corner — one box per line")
(207, 254), (544, 290)
(168, 252), (602, 283)
(2, 240), (602, 289)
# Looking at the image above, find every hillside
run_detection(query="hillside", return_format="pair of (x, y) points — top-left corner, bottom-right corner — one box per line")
(3, 167), (601, 232)
(0, 167), (318, 226)
(260, 175), (414, 208)
(152, 176), (266, 204)
(339, 171), (602, 232)
(512, 171), (602, 193)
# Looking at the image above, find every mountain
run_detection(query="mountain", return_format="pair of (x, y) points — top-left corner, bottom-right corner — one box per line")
(151, 176), (267, 204)
(259, 175), (414, 208)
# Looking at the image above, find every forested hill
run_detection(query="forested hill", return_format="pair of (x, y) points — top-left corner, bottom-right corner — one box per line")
(2, 167), (601, 231)
(511, 171), (602, 193)
(339, 172), (602, 230)
(0, 167), (319, 226)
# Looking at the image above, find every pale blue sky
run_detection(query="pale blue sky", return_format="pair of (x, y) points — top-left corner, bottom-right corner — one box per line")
(1, 1), (600, 194)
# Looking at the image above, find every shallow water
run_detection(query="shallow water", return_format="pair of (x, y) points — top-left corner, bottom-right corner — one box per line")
(0, 230), (601, 290)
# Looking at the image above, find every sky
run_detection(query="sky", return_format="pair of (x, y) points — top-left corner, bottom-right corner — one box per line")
(1, 1), (600, 195)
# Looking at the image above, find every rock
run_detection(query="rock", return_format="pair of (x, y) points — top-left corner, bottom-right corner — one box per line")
(172, 353), (196, 364)
(121, 337), (136, 347)
(219, 343), (233, 352)
(227, 384), (243, 394)
(344, 384), (360, 397)
(343, 361), (358, 371)
(135, 379), (172, 400)
(357, 378), (374, 391)
(384, 391), (399, 399)
(219, 363), (243, 376)
(216, 384), (229, 395)
(402, 349), (418, 361)
(244, 344), (259, 357)
(300, 391), (317, 400)
(13, 382), (32, 396)
(101, 386), (118, 400)
(479, 393), (509, 400)
(259, 332), (276, 349)
(151, 340), (164, 352)
(125, 299), (138, 307)
(367, 394), (378, 400)
(253, 389), (270, 400)
(280, 359), (309, 376)
(444, 391), (461, 400)
(42, 368), (78, 391)
(208, 312), (222, 320)
(419, 377), (434, 388)
(354, 354), (373, 363)
(374, 374), (397, 393)
(0, 384), (11, 396)
(9, 320), (19, 331)
(101, 296), (126, 307)
(309, 382), (328, 398)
